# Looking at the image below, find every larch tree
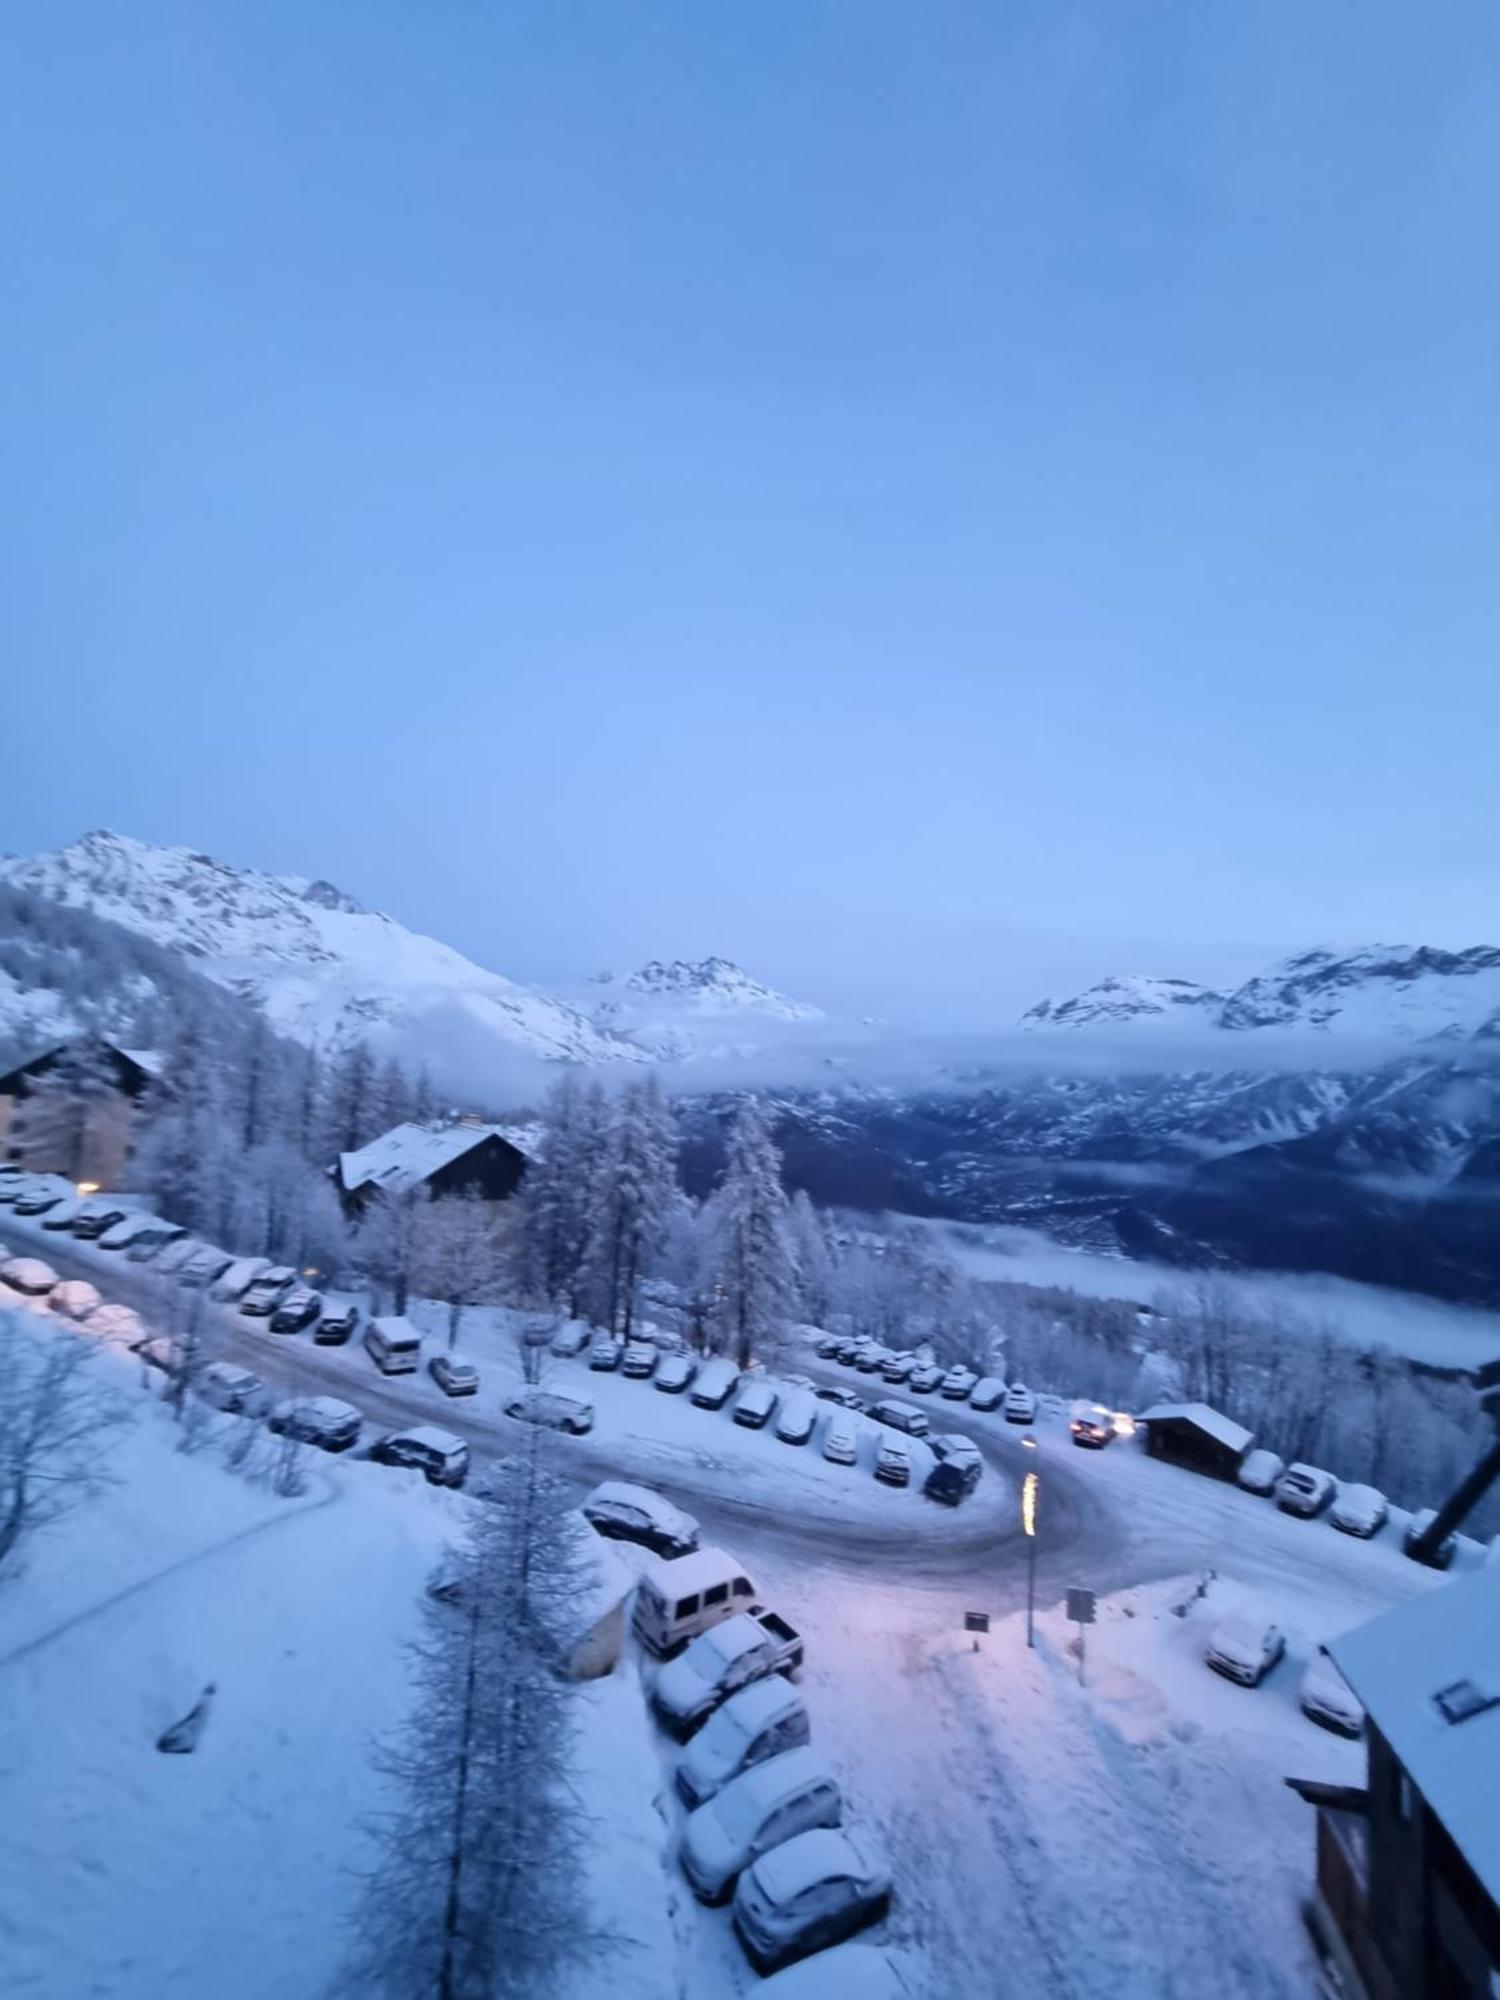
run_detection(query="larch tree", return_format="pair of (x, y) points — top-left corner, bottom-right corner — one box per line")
(581, 1076), (679, 1336)
(701, 1098), (796, 1368)
(411, 1192), (512, 1349)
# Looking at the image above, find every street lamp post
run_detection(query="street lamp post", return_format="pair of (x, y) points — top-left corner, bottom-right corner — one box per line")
(1021, 1436), (1038, 1649)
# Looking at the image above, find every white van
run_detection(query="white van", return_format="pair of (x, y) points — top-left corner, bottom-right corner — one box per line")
(632, 1546), (758, 1658)
(364, 1315), (422, 1375)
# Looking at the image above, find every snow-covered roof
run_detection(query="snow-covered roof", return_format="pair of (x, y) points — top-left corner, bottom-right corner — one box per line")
(1136, 1403), (1253, 1454)
(752, 1828), (874, 1904)
(338, 1119), (533, 1194)
(1332, 1564), (1500, 1903)
(585, 1481), (698, 1540)
(389, 1425), (467, 1456)
(640, 1545), (748, 1599)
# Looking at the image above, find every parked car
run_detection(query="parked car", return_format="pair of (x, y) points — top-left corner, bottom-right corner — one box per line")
(907, 1363), (943, 1396)
(1069, 1405), (1115, 1449)
(1, 1256), (58, 1297)
(1301, 1651), (1365, 1737)
(822, 1414), (859, 1465)
(758, 1944), (913, 1998)
(12, 1178), (71, 1217)
(1403, 1507), (1457, 1570)
(314, 1294), (361, 1345)
(655, 1352), (698, 1394)
(1204, 1616), (1285, 1687)
(969, 1376), (1006, 1413)
(874, 1434), (911, 1488)
(734, 1379), (780, 1430)
(733, 1826), (892, 1975)
(239, 1268), (297, 1315)
(1275, 1463), (1337, 1518)
(854, 1346), (890, 1375)
(0, 1173), (28, 1204)
(267, 1396), (362, 1453)
(1236, 1448), (1285, 1497)
(940, 1366), (977, 1402)
(633, 1547), (759, 1658)
(49, 1278), (102, 1321)
(833, 1337), (866, 1366)
(691, 1358), (741, 1410)
(94, 1211), (169, 1253)
(815, 1334), (845, 1360)
(676, 1677), (812, 1809)
(880, 1352), (917, 1384)
(86, 1302), (145, 1344)
(622, 1341), (659, 1380)
(197, 1362), (269, 1415)
(653, 1610), (804, 1739)
(774, 1392), (817, 1446)
(145, 1234), (209, 1276)
(1330, 1483), (1389, 1539)
(270, 1288), (322, 1334)
(1002, 1384), (1036, 1424)
(369, 1425), (470, 1488)
(582, 1480), (700, 1560)
(681, 1749), (843, 1905)
(70, 1202), (131, 1241)
(363, 1315), (422, 1374)
(588, 1337), (624, 1372)
(865, 1398), (930, 1440)
(551, 1322), (592, 1358)
(207, 1256), (272, 1302)
(504, 1391), (594, 1436)
(125, 1221), (187, 1262)
(429, 1352), (480, 1397)
(177, 1245), (234, 1289)
(925, 1435), (983, 1506)
(40, 1197), (82, 1231)
(813, 1384), (863, 1412)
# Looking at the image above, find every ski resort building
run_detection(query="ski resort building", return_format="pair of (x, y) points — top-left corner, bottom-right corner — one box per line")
(1135, 1403), (1253, 1481)
(0, 1037), (161, 1187)
(334, 1116), (533, 1214)
(1300, 1563), (1500, 2000)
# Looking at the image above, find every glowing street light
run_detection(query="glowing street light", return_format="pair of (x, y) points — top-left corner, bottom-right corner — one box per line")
(75, 1181), (101, 1198)
(1021, 1436), (1039, 1649)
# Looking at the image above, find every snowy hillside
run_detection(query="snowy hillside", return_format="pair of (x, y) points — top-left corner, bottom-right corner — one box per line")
(1023, 945), (1500, 1044)
(580, 956), (828, 1061)
(0, 833), (645, 1086)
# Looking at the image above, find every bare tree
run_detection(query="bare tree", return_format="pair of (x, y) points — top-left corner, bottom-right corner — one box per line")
(0, 1311), (124, 1577)
(412, 1193), (513, 1350)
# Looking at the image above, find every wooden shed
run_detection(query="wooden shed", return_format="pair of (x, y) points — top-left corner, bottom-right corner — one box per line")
(1136, 1402), (1253, 1481)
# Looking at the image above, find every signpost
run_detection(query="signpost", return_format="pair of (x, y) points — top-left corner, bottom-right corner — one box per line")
(1066, 1586), (1096, 1685)
(965, 1609), (989, 1651)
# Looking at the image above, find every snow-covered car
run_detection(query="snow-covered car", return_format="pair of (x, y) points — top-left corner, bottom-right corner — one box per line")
(969, 1376), (1005, 1412)
(504, 1391), (594, 1435)
(1403, 1507), (1457, 1570)
(814, 1333), (845, 1360)
(96, 1211), (172, 1254)
(267, 1396), (362, 1453)
(177, 1245), (234, 1288)
(854, 1346), (890, 1375)
(269, 1288), (322, 1334)
(1330, 1483), (1389, 1539)
(873, 1434), (910, 1488)
(125, 1220), (187, 1261)
(550, 1322), (592, 1358)
(197, 1362), (269, 1415)
(813, 1384), (863, 1412)
(865, 1399), (929, 1440)
(821, 1414), (859, 1465)
(582, 1481), (700, 1560)
(429, 1352), (480, 1397)
(654, 1611), (804, 1739)
(907, 1364), (943, 1396)
(1, 1256), (59, 1297)
(588, 1338), (624, 1372)
(1069, 1405), (1115, 1449)
(880, 1352), (916, 1384)
(70, 1201), (131, 1241)
(1275, 1463), (1337, 1518)
(925, 1434), (983, 1505)
(733, 1826), (892, 1975)
(758, 1944), (915, 1998)
(622, 1341), (659, 1380)
(1300, 1652), (1365, 1737)
(681, 1749), (843, 1904)
(1204, 1616), (1285, 1687)
(238, 1268), (296, 1315)
(775, 1392), (817, 1446)
(733, 1379), (779, 1429)
(655, 1352), (697, 1394)
(833, 1337), (866, 1366)
(691, 1358), (740, 1410)
(369, 1425), (470, 1488)
(676, 1678), (812, 1809)
(40, 1196), (82, 1231)
(1002, 1384), (1036, 1424)
(207, 1256), (273, 1302)
(50, 1278), (102, 1321)
(152, 1235), (214, 1277)
(12, 1178), (72, 1216)
(313, 1294), (361, 1345)
(1236, 1448), (1284, 1496)
(940, 1366), (977, 1402)
(0, 1173), (29, 1204)
(86, 1302), (145, 1344)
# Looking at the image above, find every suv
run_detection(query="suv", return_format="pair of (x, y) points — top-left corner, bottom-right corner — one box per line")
(430, 1352), (480, 1397)
(370, 1426), (470, 1488)
(874, 1434), (911, 1487)
(269, 1289), (321, 1334)
(583, 1481), (700, 1559)
(505, 1391), (594, 1435)
(240, 1270), (296, 1316)
(267, 1397), (361, 1453)
(621, 1342), (659, 1380)
(197, 1363), (268, 1415)
(315, 1296), (361, 1345)
(925, 1435), (983, 1506)
(588, 1338), (624, 1372)
(1069, 1406), (1114, 1449)
(1275, 1464), (1336, 1518)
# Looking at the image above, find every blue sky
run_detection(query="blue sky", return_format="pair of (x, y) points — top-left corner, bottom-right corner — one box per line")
(4, 4), (1498, 1025)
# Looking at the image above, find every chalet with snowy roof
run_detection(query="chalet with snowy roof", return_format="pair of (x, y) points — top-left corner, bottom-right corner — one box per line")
(1135, 1403), (1253, 1481)
(0, 1036), (161, 1187)
(1296, 1563), (1500, 2000)
(334, 1117), (534, 1215)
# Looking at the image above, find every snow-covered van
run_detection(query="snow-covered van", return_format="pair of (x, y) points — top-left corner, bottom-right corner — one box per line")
(632, 1546), (759, 1658)
(363, 1315), (422, 1375)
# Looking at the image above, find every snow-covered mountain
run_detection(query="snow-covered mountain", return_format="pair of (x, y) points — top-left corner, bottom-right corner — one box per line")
(581, 957), (826, 1061)
(0, 832), (644, 1084)
(1022, 946), (1500, 1044)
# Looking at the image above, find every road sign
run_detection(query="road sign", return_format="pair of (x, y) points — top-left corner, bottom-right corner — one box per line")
(964, 1611), (990, 1634)
(1066, 1587), (1096, 1626)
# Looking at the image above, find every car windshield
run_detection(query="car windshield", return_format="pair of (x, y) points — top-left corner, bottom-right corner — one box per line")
(711, 1781), (773, 1845)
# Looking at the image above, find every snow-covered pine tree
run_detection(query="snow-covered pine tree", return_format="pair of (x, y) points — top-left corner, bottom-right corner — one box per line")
(586, 1075), (679, 1336)
(318, 1039), (380, 1164)
(522, 1073), (615, 1316)
(701, 1097), (795, 1368)
(785, 1189), (835, 1328)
